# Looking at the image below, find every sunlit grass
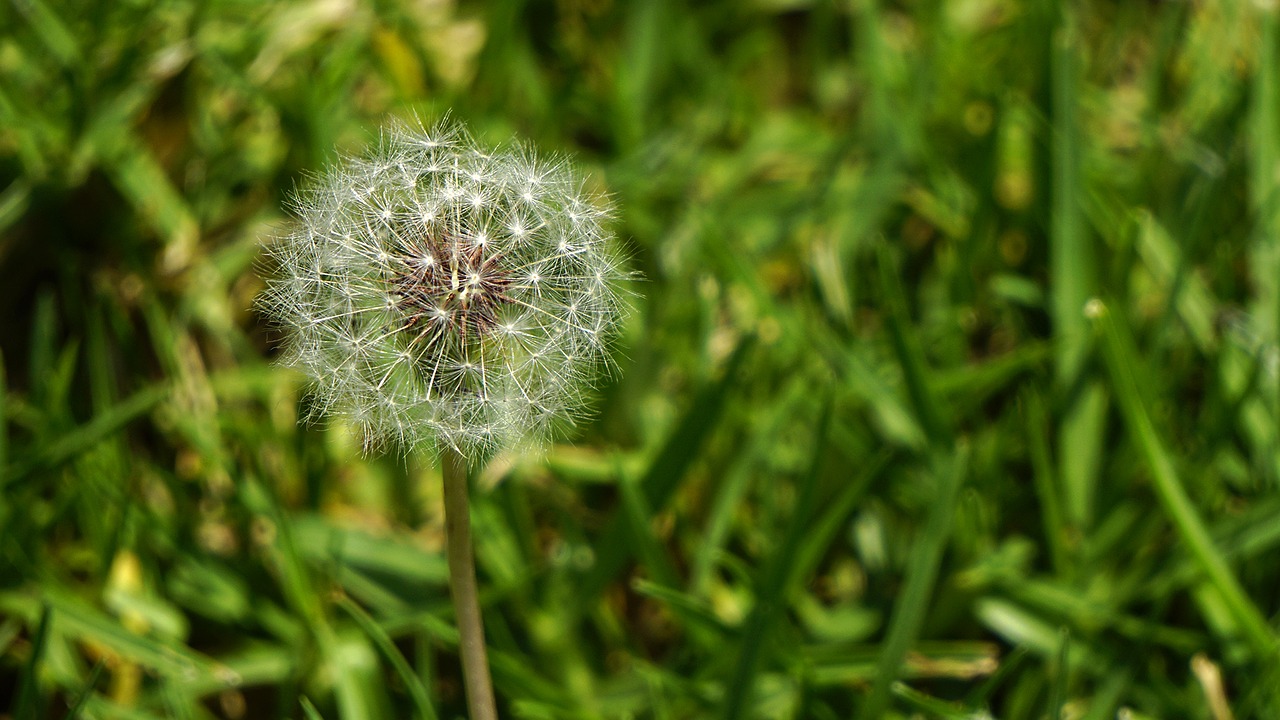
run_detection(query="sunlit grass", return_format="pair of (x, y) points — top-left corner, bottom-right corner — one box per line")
(3, 1), (1280, 718)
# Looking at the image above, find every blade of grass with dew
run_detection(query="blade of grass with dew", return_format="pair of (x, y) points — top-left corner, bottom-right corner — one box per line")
(1051, 14), (1106, 540)
(719, 402), (830, 720)
(1092, 300), (1278, 659)
(337, 597), (438, 720)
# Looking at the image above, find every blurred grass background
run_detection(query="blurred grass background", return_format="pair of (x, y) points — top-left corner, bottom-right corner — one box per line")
(3, 0), (1280, 717)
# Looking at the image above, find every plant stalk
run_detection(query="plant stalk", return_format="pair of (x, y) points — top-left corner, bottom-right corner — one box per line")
(441, 447), (498, 720)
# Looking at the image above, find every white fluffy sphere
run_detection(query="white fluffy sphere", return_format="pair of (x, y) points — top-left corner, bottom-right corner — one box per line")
(260, 119), (630, 459)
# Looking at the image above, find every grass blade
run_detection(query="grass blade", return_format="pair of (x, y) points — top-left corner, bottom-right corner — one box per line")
(0, 349), (7, 471)
(37, 589), (216, 680)
(1093, 300), (1277, 658)
(791, 449), (892, 588)
(12, 0), (81, 67)
(1024, 389), (1069, 574)
(720, 403), (830, 720)
(859, 447), (968, 719)
(65, 660), (105, 720)
(1, 383), (168, 488)
(14, 602), (51, 720)
(891, 682), (981, 719)
(337, 597), (439, 720)
(1047, 628), (1069, 720)
(876, 245), (949, 443)
(1051, 14), (1107, 536)
(580, 336), (753, 601)
(301, 696), (326, 720)
(1250, 6), (1280, 345)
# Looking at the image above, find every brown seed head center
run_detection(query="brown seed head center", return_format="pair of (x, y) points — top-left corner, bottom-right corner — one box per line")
(390, 234), (514, 347)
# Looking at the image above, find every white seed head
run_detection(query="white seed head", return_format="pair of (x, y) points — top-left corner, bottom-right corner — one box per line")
(259, 118), (631, 460)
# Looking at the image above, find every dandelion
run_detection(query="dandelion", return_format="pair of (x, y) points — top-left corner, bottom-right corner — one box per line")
(260, 118), (629, 460)
(259, 118), (632, 720)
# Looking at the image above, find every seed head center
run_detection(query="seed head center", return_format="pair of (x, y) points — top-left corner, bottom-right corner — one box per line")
(390, 234), (513, 347)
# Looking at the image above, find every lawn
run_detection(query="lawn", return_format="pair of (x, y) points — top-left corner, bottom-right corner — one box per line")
(3, 1), (1280, 718)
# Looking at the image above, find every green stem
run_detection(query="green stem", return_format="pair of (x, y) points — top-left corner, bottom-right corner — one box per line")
(442, 447), (498, 720)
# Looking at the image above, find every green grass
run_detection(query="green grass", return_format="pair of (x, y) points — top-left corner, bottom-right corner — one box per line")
(3, 0), (1280, 717)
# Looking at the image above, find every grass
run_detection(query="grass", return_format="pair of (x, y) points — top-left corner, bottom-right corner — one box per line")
(3, 0), (1280, 718)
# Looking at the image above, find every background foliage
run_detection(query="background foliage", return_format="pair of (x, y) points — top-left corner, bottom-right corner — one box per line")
(3, 0), (1280, 718)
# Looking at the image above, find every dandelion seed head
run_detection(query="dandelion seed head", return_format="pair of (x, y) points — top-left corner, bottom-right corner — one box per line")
(260, 118), (632, 460)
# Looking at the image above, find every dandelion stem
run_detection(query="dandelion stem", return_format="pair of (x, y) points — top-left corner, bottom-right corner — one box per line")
(441, 447), (498, 720)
